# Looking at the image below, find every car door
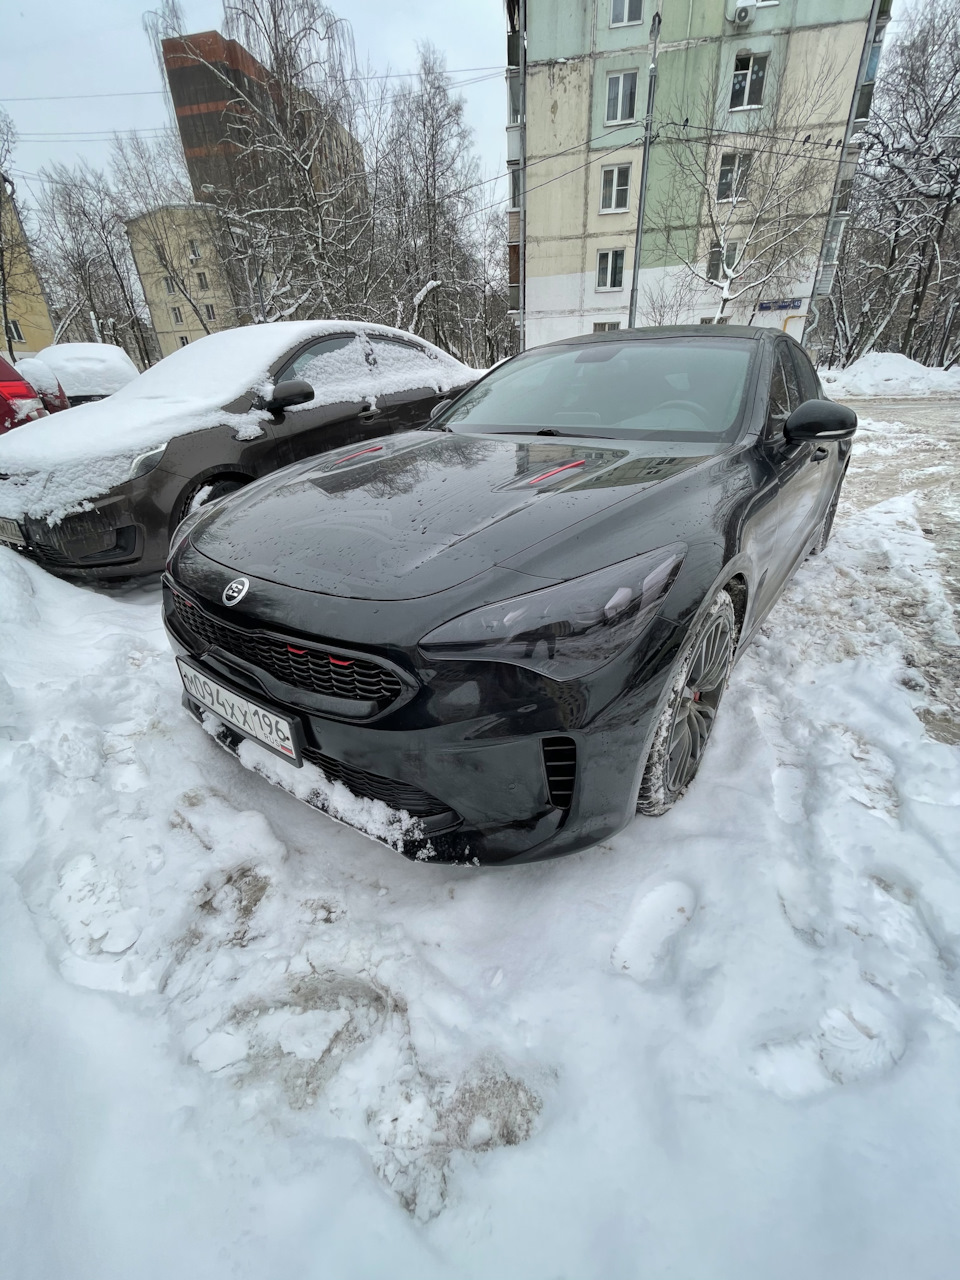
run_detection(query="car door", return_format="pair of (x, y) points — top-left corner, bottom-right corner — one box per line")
(271, 333), (380, 465)
(365, 334), (458, 433)
(764, 341), (834, 593)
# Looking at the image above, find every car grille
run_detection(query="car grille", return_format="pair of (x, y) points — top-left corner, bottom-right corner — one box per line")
(171, 592), (404, 709)
(300, 745), (452, 818)
(542, 736), (577, 808)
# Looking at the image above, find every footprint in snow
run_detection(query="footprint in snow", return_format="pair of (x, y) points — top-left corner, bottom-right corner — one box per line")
(753, 999), (906, 1099)
(611, 880), (697, 982)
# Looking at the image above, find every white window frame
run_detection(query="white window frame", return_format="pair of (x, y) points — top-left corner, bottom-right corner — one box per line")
(171, 306), (184, 325)
(6, 319), (24, 343)
(196, 270), (209, 290)
(596, 248), (626, 291)
(178, 336), (189, 347)
(204, 303), (216, 321)
(609, 0), (643, 27)
(593, 321), (622, 332)
(188, 239), (201, 260)
(730, 52), (768, 111)
(163, 275), (174, 295)
(508, 165), (522, 211)
(600, 163), (631, 213)
(707, 241), (740, 281)
(717, 151), (751, 202)
(605, 71), (638, 125)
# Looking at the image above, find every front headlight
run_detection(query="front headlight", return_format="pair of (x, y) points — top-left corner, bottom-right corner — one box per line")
(129, 444), (167, 480)
(419, 544), (685, 680)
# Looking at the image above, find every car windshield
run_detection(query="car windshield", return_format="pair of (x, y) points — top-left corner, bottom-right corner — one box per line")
(444, 338), (755, 443)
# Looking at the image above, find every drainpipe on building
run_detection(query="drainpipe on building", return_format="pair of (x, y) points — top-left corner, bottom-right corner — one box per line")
(518, 0), (527, 351)
(627, 9), (662, 330)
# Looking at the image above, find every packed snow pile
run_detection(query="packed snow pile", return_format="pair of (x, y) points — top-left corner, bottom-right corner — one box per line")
(820, 350), (960, 398)
(0, 322), (475, 524)
(34, 342), (140, 397)
(2, 414), (960, 1278)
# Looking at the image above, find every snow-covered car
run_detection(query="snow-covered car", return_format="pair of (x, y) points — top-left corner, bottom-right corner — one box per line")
(13, 356), (70, 416)
(33, 342), (140, 406)
(0, 322), (477, 578)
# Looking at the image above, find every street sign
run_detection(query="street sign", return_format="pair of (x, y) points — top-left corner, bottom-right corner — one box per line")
(758, 298), (802, 311)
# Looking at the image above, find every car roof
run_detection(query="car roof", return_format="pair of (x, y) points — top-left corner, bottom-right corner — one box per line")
(546, 324), (776, 348)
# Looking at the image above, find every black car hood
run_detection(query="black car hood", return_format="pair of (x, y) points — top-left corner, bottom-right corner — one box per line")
(190, 431), (713, 600)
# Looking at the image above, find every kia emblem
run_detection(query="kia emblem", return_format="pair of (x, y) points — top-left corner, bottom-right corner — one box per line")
(222, 577), (249, 606)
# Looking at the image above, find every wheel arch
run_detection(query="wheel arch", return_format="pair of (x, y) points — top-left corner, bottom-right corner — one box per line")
(168, 466), (255, 534)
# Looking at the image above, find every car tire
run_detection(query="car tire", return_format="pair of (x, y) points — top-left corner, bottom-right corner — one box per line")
(178, 477), (246, 524)
(637, 588), (737, 816)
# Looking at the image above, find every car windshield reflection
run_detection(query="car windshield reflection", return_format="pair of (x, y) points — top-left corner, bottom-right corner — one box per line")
(445, 338), (755, 443)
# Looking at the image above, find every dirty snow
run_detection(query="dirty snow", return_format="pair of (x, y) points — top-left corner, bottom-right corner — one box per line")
(34, 342), (140, 397)
(820, 351), (960, 398)
(2, 406), (960, 1278)
(0, 322), (474, 525)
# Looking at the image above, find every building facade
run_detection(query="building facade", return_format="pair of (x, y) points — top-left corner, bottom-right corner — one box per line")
(1, 184), (55, 359)
(506, 0), (891, 348)
(126, 205), (239, 358)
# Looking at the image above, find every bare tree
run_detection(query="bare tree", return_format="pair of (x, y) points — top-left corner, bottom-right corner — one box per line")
(0, 112), (46, 359)
(653, 52), (846, 322)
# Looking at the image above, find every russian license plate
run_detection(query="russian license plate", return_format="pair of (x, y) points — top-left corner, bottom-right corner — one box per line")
(177, 659), (302, 765)
(0, 516), (25, 547)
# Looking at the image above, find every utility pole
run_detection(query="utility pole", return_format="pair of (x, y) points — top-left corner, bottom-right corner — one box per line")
(627, 9), (662, 329)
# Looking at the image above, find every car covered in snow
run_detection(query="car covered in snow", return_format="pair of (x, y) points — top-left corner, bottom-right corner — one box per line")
(0, 352), (68, 438)
(163, 326), (857, 865)
(32, 342), (140, 406)
(0, 322), (476, 577)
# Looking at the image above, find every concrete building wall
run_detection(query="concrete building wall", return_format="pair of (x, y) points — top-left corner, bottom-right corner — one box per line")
(513, 0), (883, 348)
(1, 194), (55, 359)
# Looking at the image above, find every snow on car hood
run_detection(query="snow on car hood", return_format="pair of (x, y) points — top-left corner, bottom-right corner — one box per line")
(0, 322), (476, 523)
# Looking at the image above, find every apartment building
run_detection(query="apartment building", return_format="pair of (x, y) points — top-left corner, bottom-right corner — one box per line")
(126, 205), (238, 358)
(506, 0), (891, 347)
(1, 185), (55, 359)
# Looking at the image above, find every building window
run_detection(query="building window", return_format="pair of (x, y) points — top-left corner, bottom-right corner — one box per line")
(197, 271), (209, 290)
(508, 283), (520, 312)
(597, 249), (625, 290)
(593, 321), (622, 332)
(509, 165), (523, 210)
(822, 218), (844, 265)
(508, 73), (522, 125)
(600, 164), (631, 211)
(6, 319), (24, 343)
(163, 275), (174, 294)
(171, 306), (184, 325)
(836, 176), (854, 214)
(730, 53), (767, 110)
(204, 304), (216, 321)
(699, 316), (730, 325)
(707, 241), (739, 281)
(610, 0), (643, 25)
(178, 336), (189, 347)
(605, 71), (638, 124)
(188, 239), (201, 259)
(717, 152), (751, 201)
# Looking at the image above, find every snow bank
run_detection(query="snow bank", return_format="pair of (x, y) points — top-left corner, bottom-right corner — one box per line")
(35, 342), (140, 397)
(820, 351), (960, 398)
(0, 322), (475, 523)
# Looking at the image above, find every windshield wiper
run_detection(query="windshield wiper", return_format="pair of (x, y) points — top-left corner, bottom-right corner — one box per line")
(505, 428), (614, 439)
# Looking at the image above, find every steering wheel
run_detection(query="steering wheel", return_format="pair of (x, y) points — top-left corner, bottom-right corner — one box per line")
(657, 399), (709, 421)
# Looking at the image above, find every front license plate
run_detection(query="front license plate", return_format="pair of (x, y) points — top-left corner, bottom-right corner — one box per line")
(177, 659), (302, 765)
(0, 516), (25, 547)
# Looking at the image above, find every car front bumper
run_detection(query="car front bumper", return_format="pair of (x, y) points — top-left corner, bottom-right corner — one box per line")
(163, 579), (683, 864)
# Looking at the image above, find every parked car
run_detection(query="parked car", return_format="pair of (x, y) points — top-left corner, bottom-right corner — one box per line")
(0, 353), (52, 437)
(33, 342), (140, 405)
(0, 322), (476, 578)
(12, 356), (70, 416)
(162, 325), (857, 865)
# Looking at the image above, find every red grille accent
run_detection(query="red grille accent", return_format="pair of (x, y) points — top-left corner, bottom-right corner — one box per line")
(528, 460), (586, 485)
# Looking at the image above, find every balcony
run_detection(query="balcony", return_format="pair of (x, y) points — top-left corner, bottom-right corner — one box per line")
(506, 125), (522, 162)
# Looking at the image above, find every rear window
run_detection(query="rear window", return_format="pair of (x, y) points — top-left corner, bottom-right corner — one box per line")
(443, 339), (755, 443)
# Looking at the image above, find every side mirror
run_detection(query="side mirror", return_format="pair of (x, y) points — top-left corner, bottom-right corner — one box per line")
(266, 379), (314, 413)
(429, 398), (452, 420)
(784, 398), (857, 443)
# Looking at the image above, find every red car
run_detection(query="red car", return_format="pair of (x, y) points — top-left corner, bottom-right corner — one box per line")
(0, 353), (69, 434)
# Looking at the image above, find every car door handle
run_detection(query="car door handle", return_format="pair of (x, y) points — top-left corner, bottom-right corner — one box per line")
(812, 446), (829, 462)
(358, 409), (381, 422)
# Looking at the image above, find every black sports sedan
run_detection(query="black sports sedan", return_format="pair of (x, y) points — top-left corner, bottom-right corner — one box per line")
(162, 326), (856, 865)
(0, 322), (474, 580)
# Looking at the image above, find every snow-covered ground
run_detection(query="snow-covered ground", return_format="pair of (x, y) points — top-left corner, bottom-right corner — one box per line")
(820, 350), (960, 399)
(2, 407), (960, 1280)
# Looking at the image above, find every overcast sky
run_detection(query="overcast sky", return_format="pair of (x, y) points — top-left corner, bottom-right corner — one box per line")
(2, 0), (507, 210)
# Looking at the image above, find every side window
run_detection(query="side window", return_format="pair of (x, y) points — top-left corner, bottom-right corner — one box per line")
(275, 335), (367, 408)
(766, 346), (802, 435)
(786, 343), (821, 402)
(367, 336), (439, 389)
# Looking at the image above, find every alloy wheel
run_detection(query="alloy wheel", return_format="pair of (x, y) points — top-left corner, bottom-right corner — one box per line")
(664, 610), (734, 795)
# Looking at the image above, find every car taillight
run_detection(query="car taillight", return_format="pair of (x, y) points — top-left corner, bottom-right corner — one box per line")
(0, 376), (37, 401)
